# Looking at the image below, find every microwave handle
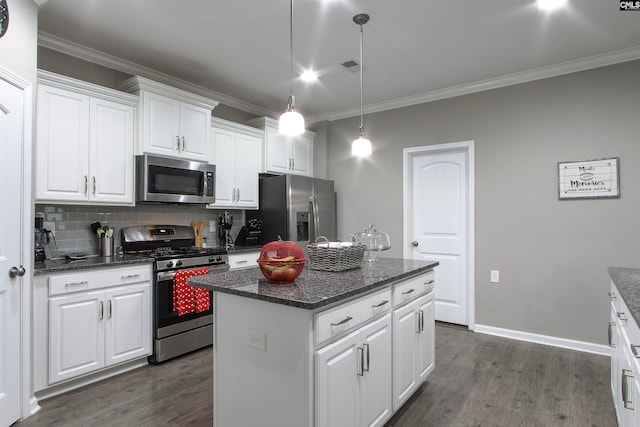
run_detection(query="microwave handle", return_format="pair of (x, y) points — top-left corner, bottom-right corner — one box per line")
(202, 172), (208, 198)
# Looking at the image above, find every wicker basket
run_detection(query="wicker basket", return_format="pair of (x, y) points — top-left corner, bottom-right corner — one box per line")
(307, 236), (366, 272)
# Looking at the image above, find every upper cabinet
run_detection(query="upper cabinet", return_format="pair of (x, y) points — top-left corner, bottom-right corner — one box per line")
(245, 117), (314, 177)
(35, 70), (137, 205)
(209, 118), (262, 210)
(119, 76), (219, 162)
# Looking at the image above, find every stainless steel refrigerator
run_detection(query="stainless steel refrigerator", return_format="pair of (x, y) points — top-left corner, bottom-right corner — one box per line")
(254, 175), (337, 246)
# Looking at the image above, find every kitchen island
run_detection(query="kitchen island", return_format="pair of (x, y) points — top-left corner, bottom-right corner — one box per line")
(188, 257), (438, 427)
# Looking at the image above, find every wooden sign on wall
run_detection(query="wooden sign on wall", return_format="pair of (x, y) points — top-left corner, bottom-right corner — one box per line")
(558, 157), (620, 200)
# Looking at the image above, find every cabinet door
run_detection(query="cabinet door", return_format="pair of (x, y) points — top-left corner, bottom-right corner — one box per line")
(49, 291), (104, 384)
(264, 125), (290, 174)
(620, 330), (637, 426)
(612, 304), (622, 421)
(360, 314), (393, 427)
(316, 330), (360, 427)
(417, 293), (435, 381)
(141, 91), (181, 156)
(290, 131), (313, 177)
(210, 127), (236, 206)
(392, 299), (419, 411)
(90, 97), (134, 204)
(104, 283), (151, 366)
(179, 103), (209, 161)
(36, 84), (90, 202)
(234, 132), (261, 208)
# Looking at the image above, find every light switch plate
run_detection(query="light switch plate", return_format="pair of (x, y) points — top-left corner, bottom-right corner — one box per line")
(246, 328), (266, 351)
(490, 270), (500, 283)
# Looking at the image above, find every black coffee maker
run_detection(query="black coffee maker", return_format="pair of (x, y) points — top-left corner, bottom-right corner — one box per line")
(34, 216), (49, 262)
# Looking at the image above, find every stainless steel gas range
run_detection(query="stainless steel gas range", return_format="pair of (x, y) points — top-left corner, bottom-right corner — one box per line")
(121, 225), (228, 363)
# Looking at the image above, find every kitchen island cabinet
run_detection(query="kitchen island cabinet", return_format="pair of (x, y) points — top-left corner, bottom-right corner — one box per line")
(188, 258), (438, 427)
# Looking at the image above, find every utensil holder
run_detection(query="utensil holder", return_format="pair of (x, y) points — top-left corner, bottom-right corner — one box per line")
(99, 237), (114, 257)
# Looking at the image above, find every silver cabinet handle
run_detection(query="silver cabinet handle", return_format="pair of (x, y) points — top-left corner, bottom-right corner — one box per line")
(108, 300), (112, 318)
(66, 280), (89, 287)
(357, 346), (364, 376)
(92, 176), (96, 194)
(181, 136), (186, 152)
(618, 312), (628, 322)
(121, 274), (141, 280)
(236, 188), (240, 202)
(363, 343), (370, 372)
(402, 288), (415, 295)
(632, 344), (640, 358)
(623, 369), (634, 409)
(236, 260), (248, 265)
(418, 310), (425, 332)
(609, 322), (616, 348)
(609, 292), (617, 300)
(372, 300), (389, 308)
(8, 266), (26, 278)
(84, 175), (88, 194)
(99, 301), (104, 320)
(331, 316), (353, 327)
(176, 136), (181, 151)
(425, 280), (435, 285)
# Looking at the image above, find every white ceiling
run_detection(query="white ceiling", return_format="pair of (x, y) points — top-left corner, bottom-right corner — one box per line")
(36, 0), (640, 122)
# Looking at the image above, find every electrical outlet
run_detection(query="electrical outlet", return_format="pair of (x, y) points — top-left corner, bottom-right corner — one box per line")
(490, 270), (500, 283)
(209, 220), (216, 232)
(246, 328), (266, 351)
(43, 221), (55, 236)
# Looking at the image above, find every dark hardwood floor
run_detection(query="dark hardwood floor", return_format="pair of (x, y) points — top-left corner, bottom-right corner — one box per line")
(15, 324), (616, 427)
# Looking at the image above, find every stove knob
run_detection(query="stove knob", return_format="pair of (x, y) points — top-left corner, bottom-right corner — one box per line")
(216, 256), (222, 262)
(209, 256), (216, 263)
(176, 260), (183, 267)
(166, 261), (173, 268)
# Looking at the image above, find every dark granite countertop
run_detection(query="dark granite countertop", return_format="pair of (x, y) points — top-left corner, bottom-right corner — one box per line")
(609, 267), (640, 327)
(188, 257), (438, 310)
(34, 254), (153, 275)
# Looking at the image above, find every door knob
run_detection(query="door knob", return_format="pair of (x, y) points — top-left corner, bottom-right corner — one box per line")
(412, 241), (419, 247)
(9, 266), (26, 278)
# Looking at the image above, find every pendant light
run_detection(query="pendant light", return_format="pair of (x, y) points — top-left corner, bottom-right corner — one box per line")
(279, 0), (305, 136)
(352, 13), (372, 157)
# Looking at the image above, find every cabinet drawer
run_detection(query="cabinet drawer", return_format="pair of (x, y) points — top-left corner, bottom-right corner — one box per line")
(315, 288), (392, 345)
(228, 251), (259, 270)
(49, 265), (151, 296)
(392, 271), (435, 307)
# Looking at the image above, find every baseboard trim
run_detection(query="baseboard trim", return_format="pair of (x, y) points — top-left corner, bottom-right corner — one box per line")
(474, 324), (611, 356)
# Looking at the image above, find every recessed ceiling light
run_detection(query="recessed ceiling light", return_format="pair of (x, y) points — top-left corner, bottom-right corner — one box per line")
(300, 70), (318, 83)
(537, 0), (568, 11)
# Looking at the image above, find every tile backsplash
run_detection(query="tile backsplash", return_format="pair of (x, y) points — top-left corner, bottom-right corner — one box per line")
(35, 204), (245, 258)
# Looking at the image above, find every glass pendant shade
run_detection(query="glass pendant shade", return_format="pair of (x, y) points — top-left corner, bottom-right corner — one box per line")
(351, 135), (372, 156)
(279, 109), (305, 136)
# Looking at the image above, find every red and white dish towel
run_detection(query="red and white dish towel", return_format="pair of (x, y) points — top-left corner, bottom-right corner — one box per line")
(172, 267), (210, 316)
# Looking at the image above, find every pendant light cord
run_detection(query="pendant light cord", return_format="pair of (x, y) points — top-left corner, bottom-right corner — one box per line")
(288, 0), (294, 103)
(359, 22), (364, 136)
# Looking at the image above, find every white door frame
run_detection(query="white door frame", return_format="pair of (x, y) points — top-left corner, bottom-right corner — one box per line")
(0, 66), (35, 421)
(402, 141), (475, 330)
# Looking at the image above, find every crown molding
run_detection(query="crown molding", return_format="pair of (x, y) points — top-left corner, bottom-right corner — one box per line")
(321, 44), (640, 122)
(37, 32), (276, 117)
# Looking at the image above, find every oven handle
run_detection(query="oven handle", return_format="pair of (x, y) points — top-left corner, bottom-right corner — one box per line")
(156, 264), (229, 282)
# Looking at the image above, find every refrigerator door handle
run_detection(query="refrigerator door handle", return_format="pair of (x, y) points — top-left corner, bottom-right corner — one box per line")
(311, 195), (320, 242)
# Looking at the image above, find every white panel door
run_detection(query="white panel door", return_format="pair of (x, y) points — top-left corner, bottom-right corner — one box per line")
(392, 299), (418, 410)
(234, 132), (261, 208)
(49, 291), (105, 384)
(291, 132), (313, 177)
(210, 127), (236, 205)
(179, 103), (209, 160)
(315, 331), (360, 427)
(0, 73), (24, 427)
(411, 150), (469, 325)
(264, 125), (290, 174)
(142, 91), (180, 156)
(105, 283), (151, 366)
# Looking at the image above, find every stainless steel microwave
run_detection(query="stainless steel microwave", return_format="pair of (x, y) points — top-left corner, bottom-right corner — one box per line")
(136, 154), (215, 204)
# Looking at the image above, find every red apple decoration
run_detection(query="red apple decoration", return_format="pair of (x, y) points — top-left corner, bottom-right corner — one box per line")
(257, 240), (306, 284)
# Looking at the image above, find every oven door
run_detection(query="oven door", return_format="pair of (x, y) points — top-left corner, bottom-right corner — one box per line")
(155, 270), (214, 339)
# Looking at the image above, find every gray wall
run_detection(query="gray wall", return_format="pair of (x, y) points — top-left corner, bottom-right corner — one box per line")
(326, 60), (640, 345)
(0, 0), (38, 84)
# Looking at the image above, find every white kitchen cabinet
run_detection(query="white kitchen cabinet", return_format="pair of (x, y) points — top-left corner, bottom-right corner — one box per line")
(392, 282), (435, 411)
(209, 118), (262, 209)
(228, 251), (260, 270)
(33, 264), (152, 394)
(245, 116), (314, 177)
(36, 71), (136, 205)
(315, 313), (392, 427)
(119, 76), (218, 162)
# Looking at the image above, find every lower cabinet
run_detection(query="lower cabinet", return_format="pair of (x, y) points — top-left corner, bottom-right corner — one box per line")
(33, 264), (152, 394)
(228, 251), (260, 270)
(392, 292), (435, 410)
(315, 313), (393, 427)
(49, 283), (151, 384)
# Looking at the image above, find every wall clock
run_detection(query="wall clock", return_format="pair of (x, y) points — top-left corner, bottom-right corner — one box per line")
(0, 0), (8, 39)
